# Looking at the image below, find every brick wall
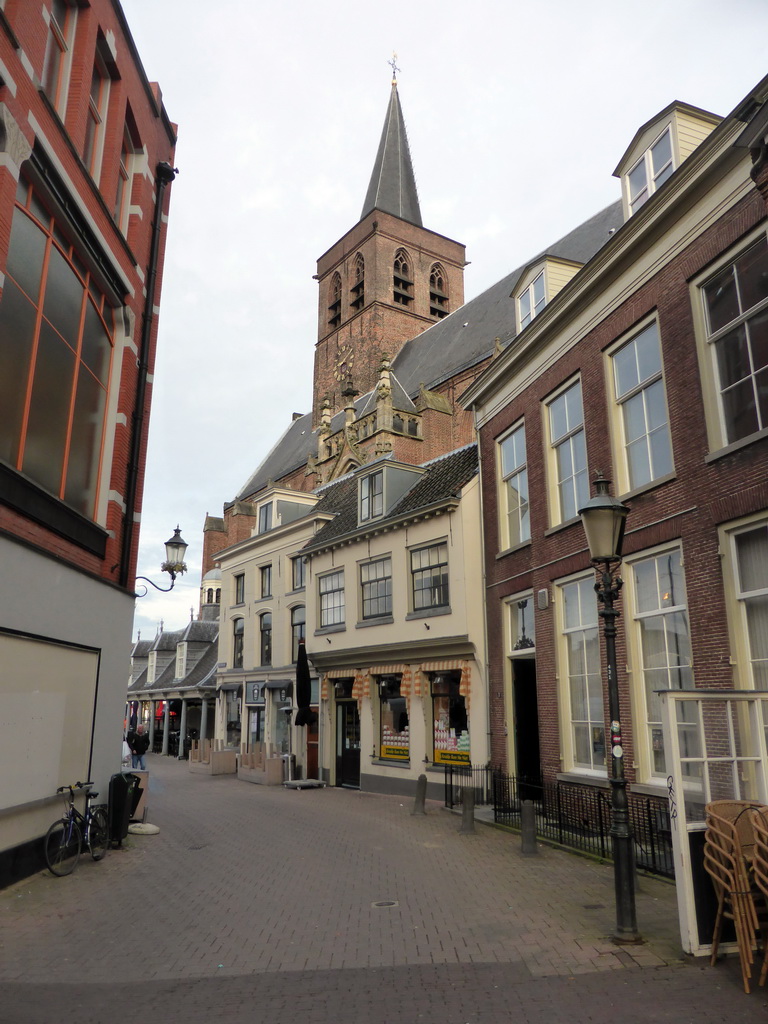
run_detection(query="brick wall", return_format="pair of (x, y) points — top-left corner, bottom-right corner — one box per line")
(479, 186), (768, 780)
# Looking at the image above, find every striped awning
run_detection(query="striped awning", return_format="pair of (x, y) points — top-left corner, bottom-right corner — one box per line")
(417, 659), (472, 710)
(368, 664), (411, 704)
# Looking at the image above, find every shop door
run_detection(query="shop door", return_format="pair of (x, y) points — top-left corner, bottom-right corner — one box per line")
(336, 700), (360, 788)
(660, 690), (768, 955)
(512, 658), (541, 800)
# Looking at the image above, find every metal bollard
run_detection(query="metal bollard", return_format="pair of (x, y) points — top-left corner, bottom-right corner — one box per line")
(411, 773), (427, 815)
(521, 799), (537, 855)
(459, 786), (476, 834)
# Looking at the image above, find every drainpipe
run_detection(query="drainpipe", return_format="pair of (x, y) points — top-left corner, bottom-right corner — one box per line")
(119, 161), (177, 588)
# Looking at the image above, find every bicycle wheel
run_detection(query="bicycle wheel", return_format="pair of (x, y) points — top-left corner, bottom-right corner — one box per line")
(88, 808), (109, 861)
(44, 818), (82, 876)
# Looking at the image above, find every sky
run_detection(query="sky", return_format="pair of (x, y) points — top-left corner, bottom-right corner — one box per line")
(122, 0), (768, 642)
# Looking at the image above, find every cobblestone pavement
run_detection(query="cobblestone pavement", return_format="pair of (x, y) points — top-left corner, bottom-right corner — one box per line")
(0, 755), (764, 1023)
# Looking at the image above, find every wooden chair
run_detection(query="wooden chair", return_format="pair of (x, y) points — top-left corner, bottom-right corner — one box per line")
(706, 800), (763, 863)
(703, 810), (761, 993)
(749, 807), (768, 989)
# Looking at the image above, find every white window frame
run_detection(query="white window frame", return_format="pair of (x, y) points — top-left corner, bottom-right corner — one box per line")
(518, 269), (546, 330)
(260, 563), (272, 599)
(693, 231), (768, 453)
(556, 572), (605, 776)
(626, 126), (674, 215)
(291, 555), (306, 591)
(497, 420), (530, 551)
(360, 470), (384, 522)
(410, 542), (449, 612)
(623, 544), (694, 782)
(257, 502), (273, 534)
(544, 378), (589, 526)
(319, 569), (345, 628)
(720, 514), (768, 691)
(606, 318), (674, 495)
(360, 556), (393, 620)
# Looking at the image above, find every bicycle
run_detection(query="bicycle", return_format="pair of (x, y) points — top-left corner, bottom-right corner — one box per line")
(44, 781), (110, 876)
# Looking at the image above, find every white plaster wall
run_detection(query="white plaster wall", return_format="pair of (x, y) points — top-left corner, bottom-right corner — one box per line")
(0, 536), (134, 852)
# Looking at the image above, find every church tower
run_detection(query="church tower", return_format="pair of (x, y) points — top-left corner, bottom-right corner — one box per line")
(312, 74), (466, 426)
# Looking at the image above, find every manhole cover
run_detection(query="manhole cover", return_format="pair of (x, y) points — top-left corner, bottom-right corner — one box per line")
(372, 900), (398, 908)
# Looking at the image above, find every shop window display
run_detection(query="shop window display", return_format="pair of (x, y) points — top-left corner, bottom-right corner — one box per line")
(431, 671), (469, 764)
(379, 675), (408, 760)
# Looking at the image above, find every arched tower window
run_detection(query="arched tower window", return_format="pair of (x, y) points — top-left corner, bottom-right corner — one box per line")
(328, 272), (342, 329)
(430, 263), (449, 319)
(350, 253), (365, 310)
(393, 249), (413, 307)
(206, 588), (213, 603)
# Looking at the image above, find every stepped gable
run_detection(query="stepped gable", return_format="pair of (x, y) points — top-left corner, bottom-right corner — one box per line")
(304, 444), (478, 551)
(391, 201), (624, 394)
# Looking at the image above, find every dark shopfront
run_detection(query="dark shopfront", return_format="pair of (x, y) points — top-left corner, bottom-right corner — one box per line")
(334, 678), (360, 788)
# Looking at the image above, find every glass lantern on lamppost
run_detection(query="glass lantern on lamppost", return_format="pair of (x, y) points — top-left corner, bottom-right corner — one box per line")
(578, 475), (640, 944)
(135, 526), (189, 596)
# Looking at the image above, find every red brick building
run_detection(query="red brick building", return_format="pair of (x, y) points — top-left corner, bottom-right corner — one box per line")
(0, 0), (176, 885)
(463, 78), (768, 807)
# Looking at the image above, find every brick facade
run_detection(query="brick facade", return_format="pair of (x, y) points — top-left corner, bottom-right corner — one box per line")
(471, 125), (768, 789)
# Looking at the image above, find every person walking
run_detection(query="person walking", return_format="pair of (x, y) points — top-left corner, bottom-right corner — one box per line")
(130, 723), (150, 770)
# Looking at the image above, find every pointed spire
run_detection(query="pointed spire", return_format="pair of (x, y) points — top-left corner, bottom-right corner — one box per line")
(361, 64), (422, 226)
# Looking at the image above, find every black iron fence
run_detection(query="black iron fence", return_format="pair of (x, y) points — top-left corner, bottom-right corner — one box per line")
(445, 765), (674, 879)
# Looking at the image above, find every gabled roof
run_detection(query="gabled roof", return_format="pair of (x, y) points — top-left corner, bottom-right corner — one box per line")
(181, 619), (220, 644)
(304, 444), (478, 552)
(361, 82), (422, 226)
(391, 201), (624, 394)
(128, 666), (148, 693)
(151, 629), (184, 653)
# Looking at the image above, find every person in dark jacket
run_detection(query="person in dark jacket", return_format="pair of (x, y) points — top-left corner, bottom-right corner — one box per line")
(130, 723), (150, 770)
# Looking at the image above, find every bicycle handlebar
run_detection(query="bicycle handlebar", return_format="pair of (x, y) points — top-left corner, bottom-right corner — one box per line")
(56, 781), (95, 794)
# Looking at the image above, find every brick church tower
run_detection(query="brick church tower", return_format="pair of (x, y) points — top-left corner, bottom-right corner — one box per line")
(312, 76), (466, 426)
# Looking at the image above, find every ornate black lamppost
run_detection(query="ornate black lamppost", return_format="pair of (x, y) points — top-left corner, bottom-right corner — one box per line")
(578, 476), (640, 944)
(135, 526), (189, 596)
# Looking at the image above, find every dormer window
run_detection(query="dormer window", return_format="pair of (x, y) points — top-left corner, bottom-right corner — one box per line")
(430, 263), (449, 319)
(350, 253), (365, 311)
(328, 272), (342, 328)
(627, 127), (674, 215)
(257, 503), (273, 534)
(519, 270), (545, 329)
(393, 250), (413, 306)
(615, 103), (720, 222)
(360, 470), (384, 522)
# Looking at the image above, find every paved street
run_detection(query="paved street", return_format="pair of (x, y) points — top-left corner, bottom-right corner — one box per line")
(0, 754), (764, 1023)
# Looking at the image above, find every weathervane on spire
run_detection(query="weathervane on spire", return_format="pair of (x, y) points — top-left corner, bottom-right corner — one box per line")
(388, 52), (400, 84)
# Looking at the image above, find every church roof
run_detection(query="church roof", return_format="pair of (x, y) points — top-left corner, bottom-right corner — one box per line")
(361, 82), (422, 225)
(391, 200), (623, 393)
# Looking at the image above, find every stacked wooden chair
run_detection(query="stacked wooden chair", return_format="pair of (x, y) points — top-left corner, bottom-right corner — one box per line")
(750, 807), (768, 989)
(703, 802), (765, 993)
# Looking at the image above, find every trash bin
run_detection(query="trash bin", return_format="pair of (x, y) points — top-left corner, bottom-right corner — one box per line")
(109, 772), (138, 846)
(281, 754), (296, 781)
